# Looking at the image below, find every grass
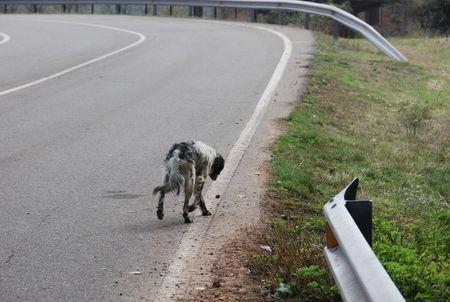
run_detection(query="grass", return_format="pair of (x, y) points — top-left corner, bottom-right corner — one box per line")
(247, 34), (450, 301)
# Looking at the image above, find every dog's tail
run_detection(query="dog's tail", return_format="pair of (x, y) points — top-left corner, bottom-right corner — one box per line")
(153, 159), (184, 196)
(152, 184), (168, 196)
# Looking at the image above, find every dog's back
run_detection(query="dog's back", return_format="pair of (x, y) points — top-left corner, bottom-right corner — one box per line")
(153, 142), (197, 196)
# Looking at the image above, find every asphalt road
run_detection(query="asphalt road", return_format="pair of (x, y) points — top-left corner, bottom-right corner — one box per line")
(0, 14), (284, 301)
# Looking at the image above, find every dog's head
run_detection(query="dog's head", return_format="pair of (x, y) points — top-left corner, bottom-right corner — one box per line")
(209, 154), (225, 181)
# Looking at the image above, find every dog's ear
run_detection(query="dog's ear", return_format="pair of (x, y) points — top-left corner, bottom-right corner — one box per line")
(215, 154), (225, 172)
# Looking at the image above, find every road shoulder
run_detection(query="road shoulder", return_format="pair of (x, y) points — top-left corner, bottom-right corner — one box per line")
(172, 25), (315, 301)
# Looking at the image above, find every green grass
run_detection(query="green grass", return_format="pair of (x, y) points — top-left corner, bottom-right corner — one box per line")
(247, 34), (449, 301)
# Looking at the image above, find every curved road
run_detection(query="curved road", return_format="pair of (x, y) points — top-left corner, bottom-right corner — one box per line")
(0, 14), (285, 301)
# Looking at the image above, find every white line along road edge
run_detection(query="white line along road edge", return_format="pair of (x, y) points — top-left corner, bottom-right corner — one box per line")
(155, 24), (293, 301)
(0, 19), (145, 97)
(0, 32), (11, 45)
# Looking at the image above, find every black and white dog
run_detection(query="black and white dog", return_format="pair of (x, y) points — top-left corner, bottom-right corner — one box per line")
(153, 141), (225, 223)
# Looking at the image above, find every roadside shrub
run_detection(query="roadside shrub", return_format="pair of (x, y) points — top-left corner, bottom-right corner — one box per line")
(417, 0), (450, 34)
(399, 100), (432, 137)
(261, 11), (305, 26)
(374, 243), (450, 301)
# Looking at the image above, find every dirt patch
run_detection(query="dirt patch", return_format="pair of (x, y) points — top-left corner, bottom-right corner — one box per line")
(178, 230), (272, 302)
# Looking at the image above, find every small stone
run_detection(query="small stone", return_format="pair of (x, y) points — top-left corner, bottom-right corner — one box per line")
(212, 280), (222, 288)
(215, 194), (220, 199)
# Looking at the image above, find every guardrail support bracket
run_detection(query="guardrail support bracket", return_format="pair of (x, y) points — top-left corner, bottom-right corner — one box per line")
(346, 200), (372, 246)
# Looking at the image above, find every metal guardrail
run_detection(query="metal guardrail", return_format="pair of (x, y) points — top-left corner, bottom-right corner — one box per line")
(1, 0), (407, 61)
(323, 178), (405, 302)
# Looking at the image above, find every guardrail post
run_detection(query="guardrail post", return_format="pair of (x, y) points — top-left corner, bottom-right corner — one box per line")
(250, 9), (257, 22)
(345, 200), (372, 246)
(153, 5), (157, 16)
(304, 13), (310, 29)
(91, 4), (94, 14)
(32, 4), (37, 13)
(213, 7), (217, 18)
(193, 6), (202, 17)
(277, 11), (284, 25)
(144, 4), (147, 15)
(218, 7), (224, 19)
(169, 5), (173, 16)
(333, 20), (340, 40)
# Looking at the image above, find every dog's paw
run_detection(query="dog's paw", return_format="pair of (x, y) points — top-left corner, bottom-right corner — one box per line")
(184, 216), (193, 223)
(202, 210), (212, 216)
(157, 209), (164, 220)
(188, 204), (198, 212)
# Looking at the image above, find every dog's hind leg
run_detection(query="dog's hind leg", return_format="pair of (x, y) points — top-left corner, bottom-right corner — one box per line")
(183, 170), (195, 223)
(188, 198), (199, 213)
(157, 192), (165, 220)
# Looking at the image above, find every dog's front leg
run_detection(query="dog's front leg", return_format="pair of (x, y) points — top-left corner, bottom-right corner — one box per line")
(198, 189), (211, 216)
(183, 170), (195, 223)
(194, 176), (211, 216)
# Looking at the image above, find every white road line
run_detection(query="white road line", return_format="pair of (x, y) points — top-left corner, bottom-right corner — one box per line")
(0, 32), (10, 45)
(0, 19), (145, 97)
(156, 24), (293, 301)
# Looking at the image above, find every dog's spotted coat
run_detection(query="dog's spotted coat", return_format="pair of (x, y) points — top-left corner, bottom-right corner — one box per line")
(153, 141), (225, 223)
